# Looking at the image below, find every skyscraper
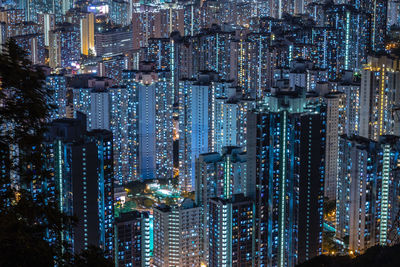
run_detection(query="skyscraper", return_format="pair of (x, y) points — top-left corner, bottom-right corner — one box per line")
(131, 4), (184, 50)
(214, 87), (256, 153)
(98, 55), (128, 85)
(195, 146), (247, 208)
(153, 199), (202, 267)
(71, 73), (165, 184)
(367, 0), (387, 53)
(337, 135), (400, 253)
(195, 146), (247, 261)
(90, 89), (110, 131)
(238, 32), (271, 98)
(70, 76), (146, 185)
(41, 13), (55, 47)
(178, 72), (230, 191)
(46, 74), (73, 120)
(208, 194), (255, 266)
(71, 76), (114, 130)
(115, 211), (151, 267)
(247, 86), (326, 266)
(214, 93), (237, 151)
(124, 62), (173, 181)
(324, 3), (370, 79)
(13, 33), (45, 65)
(49, 22), (80, 69)
(191, 25), (235, 81)
(314, 87), (343, 201)
(80, 12), (94, 56)
(337, 73), (361, 136)
(45, 113), (114, 257)
(109, 84), (137, 184)
(360, 55), (400, 141)
(110, 0), (130, 26)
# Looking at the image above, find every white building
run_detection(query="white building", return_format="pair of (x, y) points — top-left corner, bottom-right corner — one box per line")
(153, 199), (202, 267)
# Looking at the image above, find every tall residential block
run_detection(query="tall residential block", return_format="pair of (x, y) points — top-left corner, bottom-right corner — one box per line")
(80, 12), (94, 55)
(124, 62), (173, 181)
(208, 194), (255, 266)
(45, 113), (114, 257)
(360, 55), (400, 141)
(115, 211), (151, 267)
(247, 87), (326, 266)
(337, 135), (400, 253)
(153, 199), (202, 267)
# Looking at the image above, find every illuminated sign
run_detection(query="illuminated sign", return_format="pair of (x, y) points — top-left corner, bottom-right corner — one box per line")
(87, 4), (109, 15)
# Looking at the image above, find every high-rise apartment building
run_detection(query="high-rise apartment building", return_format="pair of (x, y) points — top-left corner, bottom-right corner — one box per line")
(13, 33), (45, 64)
(123, 62), (173, 181)
(80, 12), (94, 56)
(90, 89), (110, 131)
(98, 55), (128, 85)
(46, 74), (73, 120)
(337, 135), (400, 253)
(360, 55), (400, 141)
(40, 13), (55, 47)
(45, 113), (114, 257)
(108, 85), (137, 184)
(191, 25), (235, 81)
(153, 199), (202, 267)
(208, 194), (255, 266)
(71, 76), (114, 130)
(247, 87), (326, 266)
(178, 72), (232, 191)
(195, 146), (247, 260)
(131, 4), (184, 50)
(337, 75), (361, 137)
(195, 146), (247, 207)
(95, 26), (133, 57)
(324, 4), (370, 79)
(110, 0), (130, 26)
(115, 211), (151, 267)
(236, 32), (271, 98)
(70, 72), (170, 184)
(49, 22), (80, 69)
(363, 0), (387, 53)
(314, 85), (343, 201)
(214, 87), (256, 153)
(146, 37), (171, 71)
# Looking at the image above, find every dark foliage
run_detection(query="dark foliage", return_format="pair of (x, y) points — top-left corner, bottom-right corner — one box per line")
(0, 39), (111, 266)
(297, 244), (400, 267)
(74, 246), (114, 267)
(0, 38), (67, 266)
(125, 180), (148, 195)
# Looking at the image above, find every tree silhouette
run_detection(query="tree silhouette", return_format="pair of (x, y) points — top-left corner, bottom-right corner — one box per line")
(0, 39), (112, 266)
(74, 246), (113, 267)
(297, 244), (400, 267)
(0, 38), (69, 266)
